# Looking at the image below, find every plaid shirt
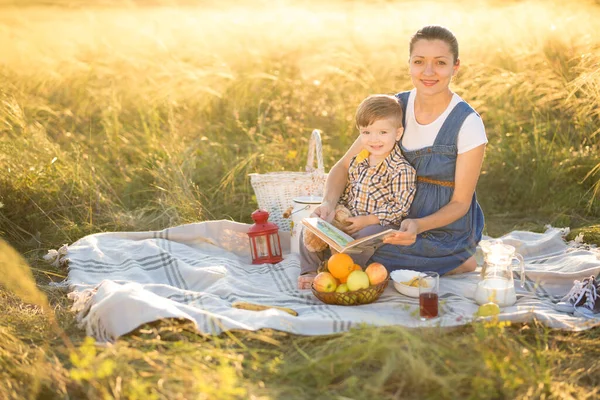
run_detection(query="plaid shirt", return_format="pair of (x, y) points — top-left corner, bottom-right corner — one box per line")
(340, 144), (416, 226)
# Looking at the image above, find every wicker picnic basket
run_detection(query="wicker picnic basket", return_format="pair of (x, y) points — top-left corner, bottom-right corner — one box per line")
(311, 275), (390, 306)
(249, 129), (327, 232)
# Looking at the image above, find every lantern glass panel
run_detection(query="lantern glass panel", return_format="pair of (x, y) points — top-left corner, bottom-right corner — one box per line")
(269, 233), (281, 256)
(255, 235), (269, 258)
(249, 238), (257, 260)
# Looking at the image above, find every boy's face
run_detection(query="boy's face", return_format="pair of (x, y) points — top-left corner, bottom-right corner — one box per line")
(358, 118), (403, 161)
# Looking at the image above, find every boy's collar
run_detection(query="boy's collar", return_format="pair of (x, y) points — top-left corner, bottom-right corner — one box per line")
(356, 144), (403, 171)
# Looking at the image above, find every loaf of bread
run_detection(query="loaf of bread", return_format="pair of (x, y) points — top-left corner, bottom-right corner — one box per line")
(302, 228), (329, 252)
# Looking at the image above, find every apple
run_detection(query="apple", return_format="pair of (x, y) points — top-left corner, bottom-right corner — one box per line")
(475, 302), (501, 317)
(335, 283), (349, 293)
(339, 264), (362, 284)
(365, 262), (388, 285)
(346, 270), (370, 291)
(313, 272), (338, 292)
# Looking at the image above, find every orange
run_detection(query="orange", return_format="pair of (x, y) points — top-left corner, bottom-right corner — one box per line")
(339, 264), (362, 283)
(327, 253), (355, 280)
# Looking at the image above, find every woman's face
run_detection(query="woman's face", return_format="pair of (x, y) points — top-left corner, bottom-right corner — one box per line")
(409, 39), (459, 96)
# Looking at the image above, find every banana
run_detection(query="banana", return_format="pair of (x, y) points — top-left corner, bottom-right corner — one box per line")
(232, 302), (298, 317)
(401, 276), (428, 288)
(401, 277), (420, 287)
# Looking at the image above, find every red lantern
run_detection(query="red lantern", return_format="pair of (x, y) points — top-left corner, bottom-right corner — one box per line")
(248, 209), (283, 264)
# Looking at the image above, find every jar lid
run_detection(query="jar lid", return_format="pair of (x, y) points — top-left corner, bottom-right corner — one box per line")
(292, 196), (323, 204)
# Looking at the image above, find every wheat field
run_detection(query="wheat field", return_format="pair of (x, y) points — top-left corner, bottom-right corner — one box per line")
(1, 0), (600, 399)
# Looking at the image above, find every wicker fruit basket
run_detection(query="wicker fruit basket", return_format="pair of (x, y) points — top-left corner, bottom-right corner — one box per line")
(311, 275), (390, 306)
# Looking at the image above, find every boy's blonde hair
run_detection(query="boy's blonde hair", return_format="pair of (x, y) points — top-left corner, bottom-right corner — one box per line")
(355, 95), (403, 129)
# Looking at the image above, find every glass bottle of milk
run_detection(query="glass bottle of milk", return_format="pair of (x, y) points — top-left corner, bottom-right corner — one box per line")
(474, 241), (525, 307)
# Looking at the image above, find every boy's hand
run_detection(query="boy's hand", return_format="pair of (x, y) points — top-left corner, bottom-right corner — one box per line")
(313, 201), (336, 222)
(345, 215), (378, 235)
(297, 273), (316, 290)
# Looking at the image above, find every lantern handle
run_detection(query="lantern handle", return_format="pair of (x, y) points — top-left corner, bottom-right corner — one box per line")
(306, 129), (324, 173)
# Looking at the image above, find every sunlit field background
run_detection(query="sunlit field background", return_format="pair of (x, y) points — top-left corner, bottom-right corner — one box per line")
(1, 0), (600, 399)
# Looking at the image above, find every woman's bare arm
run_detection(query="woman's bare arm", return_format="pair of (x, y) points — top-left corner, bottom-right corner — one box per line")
(384, 144), (486, 244)
(416, 144), (485, 232)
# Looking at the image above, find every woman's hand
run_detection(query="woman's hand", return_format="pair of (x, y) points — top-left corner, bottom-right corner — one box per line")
(383, 218), (420, 246)
(313, 201), (336, 222)
(297, 273), (316, 290)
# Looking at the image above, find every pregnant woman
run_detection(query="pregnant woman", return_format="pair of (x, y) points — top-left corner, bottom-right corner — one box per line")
(298, 25), (487, 289)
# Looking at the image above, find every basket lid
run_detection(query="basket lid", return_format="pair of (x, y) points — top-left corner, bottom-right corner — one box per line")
(293, 196), (323, 205)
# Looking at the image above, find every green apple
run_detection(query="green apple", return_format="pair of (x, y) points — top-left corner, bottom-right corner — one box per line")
(475, 302), (501, 317)
(346, 270), (370, 291)
(336, 283), (349, 293)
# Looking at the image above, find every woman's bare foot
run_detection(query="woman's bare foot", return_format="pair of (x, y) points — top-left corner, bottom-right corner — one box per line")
(444, 256), (477, 276)
(298, 273), (317, 290)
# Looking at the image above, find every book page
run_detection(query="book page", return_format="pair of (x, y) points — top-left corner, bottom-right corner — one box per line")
(302, 218), (394, 254)
(347, 229), (395, 251)
(302, 218), (354, 251)
(314, 219), (354, 247)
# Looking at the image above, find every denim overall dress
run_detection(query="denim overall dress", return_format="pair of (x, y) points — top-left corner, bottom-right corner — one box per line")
(368, 91), (485, 275)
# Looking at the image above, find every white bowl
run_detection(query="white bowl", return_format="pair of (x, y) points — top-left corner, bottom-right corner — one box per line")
(390, 269), (421, 298)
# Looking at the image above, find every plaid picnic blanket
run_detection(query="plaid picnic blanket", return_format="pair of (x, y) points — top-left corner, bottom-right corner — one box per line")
(46, 221), (600, 342)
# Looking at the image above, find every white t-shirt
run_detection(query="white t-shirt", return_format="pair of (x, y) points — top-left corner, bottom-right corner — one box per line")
(401, 89), (488, 154)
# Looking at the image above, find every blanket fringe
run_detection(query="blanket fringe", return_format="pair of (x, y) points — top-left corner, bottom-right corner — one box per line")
(80, 306), (114, 343)
(68, 288), (96, 316)
(567, 231), (599, 255)
(544, 225), (598, 256)
(68, 286), (116, 343)
(44, 244), (69, 268)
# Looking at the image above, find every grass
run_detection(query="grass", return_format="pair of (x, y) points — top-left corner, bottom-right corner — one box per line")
(1, 0), (600, 398)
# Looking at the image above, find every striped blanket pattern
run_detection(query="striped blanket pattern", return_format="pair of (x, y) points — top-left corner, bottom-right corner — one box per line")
(48, 221), (600, 342)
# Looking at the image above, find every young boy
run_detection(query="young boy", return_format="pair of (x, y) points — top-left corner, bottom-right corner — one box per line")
(298, 94), (417, 289)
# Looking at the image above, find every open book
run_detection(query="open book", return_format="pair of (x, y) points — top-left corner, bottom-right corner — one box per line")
(302, 217), (395, 254)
